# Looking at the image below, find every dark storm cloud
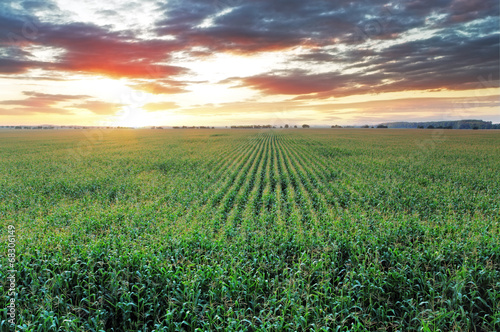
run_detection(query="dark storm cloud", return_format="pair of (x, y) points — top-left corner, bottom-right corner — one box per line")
(155, 0), (497, 51)
(0, 1), (189, 78)
(226, 31), (499, 98)
(34, 22), (190, 78)
(156, 0), (364, 52)
(446, 0), (499, 24)
(152, 0), (498, 96)
(20, 0), (58, 11)
(0, 58), (37, 73)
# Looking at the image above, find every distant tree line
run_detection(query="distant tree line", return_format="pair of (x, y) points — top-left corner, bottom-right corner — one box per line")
(5, 120), (497, 130)
(172, 126), (214, 129)
(230, 125), (274, 129)
(418, 125), (454, 129)
(230, 125), (304, 129)
(379, 120), (500, 129)
(0, 125), (130, 130)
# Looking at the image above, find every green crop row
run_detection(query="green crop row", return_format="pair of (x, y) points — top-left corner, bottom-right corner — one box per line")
(0, 129), (499, 331)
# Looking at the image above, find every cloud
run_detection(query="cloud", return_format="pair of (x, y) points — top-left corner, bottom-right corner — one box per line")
(183, 100), (304, 116)
(0, 91), (90, 108)
(304, 95), (500, 113)
(35, 22), (190, 78)
(23, 91), (89, 99)
(70, 100), (124, 115)
(232, 70), (351, 96)
(0, 107), (72, 115)
(154, 0), (498, 54)
(0, 0), (498, 110)
(131, 81), (187, 94)
(0, 58), (40, 74)
(0, 2), (190, 78)
(142, 102), (179, 112)
(228, 31), (499, 99)
(446, 0), (499, 24)
(181, 95), (500, 116)
(0, 91), (125, 116)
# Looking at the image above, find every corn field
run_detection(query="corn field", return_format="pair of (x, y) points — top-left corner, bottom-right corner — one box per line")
(0, 129), (499, 331)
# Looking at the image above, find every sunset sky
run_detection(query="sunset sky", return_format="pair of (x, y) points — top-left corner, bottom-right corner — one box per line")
(0, 0), (498, 127)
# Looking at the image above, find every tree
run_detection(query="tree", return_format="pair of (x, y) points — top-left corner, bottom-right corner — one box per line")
(427, 125), (435, 129)
(302, 124), (310, 128)
(294, 125), (297, 128)
(376, 125), (388, 128)
(361, 125), (369, 128)
(284, 124), (289, 128)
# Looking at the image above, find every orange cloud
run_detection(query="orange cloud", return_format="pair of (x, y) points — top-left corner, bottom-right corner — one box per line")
(70, 101), (124, 115)
(143, 102), (179, 112)
(132, 82), (187, 94)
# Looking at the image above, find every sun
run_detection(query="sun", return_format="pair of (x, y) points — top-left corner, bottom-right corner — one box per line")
(109, 106), (150, 128)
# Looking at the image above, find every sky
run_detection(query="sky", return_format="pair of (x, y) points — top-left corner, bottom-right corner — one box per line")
(0, 0), (499, 127)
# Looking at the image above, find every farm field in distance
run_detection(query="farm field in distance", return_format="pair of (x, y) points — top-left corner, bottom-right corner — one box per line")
(0, 129), (499, 331)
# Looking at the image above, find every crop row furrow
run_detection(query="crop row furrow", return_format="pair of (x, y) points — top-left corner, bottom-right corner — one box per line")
(277, 137), (318, 229)
(251, 135), (271, 218)
(275, 134), (307, 229)
(289, 138), (359, 210)
(241, 134), (271, 231)
(258, 134), (277, 230)
(211, 135), (269, 232)
(275, 134), (292, 223)
(203, 137), (258, 188)
(225, 134), (271, 233)
(272, 134), (284, 230)
(281, 138), (331, 216)
(278, 135), (301, 225)
(179, 135), (264, 234)
(207, 137), (263, 208)
(267, 134), (279, 215)
(154, 136), (256, 230)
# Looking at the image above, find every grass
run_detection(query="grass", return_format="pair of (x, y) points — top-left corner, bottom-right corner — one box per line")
(0, 128), (499, 331)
